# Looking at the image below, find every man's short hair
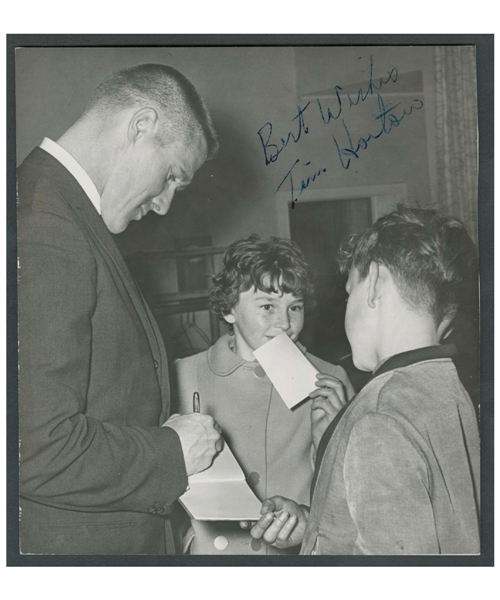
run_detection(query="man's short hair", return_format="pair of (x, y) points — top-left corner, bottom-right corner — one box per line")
(85, 63), (218, 158)
(338, 205), (477, 325)
(211, 235), (316, 319)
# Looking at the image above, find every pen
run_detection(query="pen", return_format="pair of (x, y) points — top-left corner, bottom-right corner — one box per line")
(193, 391), (200, 413)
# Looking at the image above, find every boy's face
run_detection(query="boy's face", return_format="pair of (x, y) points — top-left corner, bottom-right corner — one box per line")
(225, 287), (305, 362)
(345, 267), (378, 371)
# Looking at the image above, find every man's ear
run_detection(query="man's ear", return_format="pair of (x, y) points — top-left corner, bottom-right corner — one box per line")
(223, 314), (236, 324)
(128, 107), (159, 143)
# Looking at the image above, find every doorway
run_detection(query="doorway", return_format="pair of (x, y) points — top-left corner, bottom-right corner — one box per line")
(289, 197), (373, 390)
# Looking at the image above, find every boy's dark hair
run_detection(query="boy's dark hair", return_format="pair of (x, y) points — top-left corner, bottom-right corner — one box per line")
(338, 205), (477, 325)
(211, 235), (315, 319)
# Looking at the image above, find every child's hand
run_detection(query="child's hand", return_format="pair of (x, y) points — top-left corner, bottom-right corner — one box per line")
(244, 496), (309, 549)
(309, 373), (347, 453)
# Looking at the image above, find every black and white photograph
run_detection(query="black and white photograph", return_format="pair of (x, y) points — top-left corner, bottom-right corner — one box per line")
(6, 35), (493, 569)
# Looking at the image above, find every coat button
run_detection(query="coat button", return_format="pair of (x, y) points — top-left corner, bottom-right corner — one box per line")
(246, 471), (260, 486)
(154, 360), (159, 369)
(254, 365), (266, 379)
(214, 536), (229, 551)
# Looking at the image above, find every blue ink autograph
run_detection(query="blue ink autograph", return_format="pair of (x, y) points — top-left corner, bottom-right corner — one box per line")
(257, 102), (310, 165)
(276, 160), (328, 208)
(256, 55), (424, 205)
(332, 94), (424, 170)
(316, 55), (399, 126)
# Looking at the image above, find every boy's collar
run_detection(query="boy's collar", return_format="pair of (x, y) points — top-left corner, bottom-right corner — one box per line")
(370, 344), (457, 381)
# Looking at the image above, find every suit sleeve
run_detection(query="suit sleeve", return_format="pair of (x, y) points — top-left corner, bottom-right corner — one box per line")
(18, 207), (187, 513)
(343, 413), (440, 554)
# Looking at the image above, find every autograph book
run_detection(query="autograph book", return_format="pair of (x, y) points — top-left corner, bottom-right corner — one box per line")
(179, 442), (262, 521)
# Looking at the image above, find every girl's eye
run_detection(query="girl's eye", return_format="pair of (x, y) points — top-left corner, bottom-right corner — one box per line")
(261, 305), (273, 310)
(290, 305), (304, 312)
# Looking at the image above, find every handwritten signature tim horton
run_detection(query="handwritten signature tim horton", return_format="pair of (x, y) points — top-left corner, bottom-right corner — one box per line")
(257, 55), (424, 207)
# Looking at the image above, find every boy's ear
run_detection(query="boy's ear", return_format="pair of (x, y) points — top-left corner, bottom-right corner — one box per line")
(223, 314), (236, 324)
(367, 262), (381, 309)
(437, 317), (454, 341)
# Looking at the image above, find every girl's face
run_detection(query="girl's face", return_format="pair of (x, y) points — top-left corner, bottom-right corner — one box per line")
(224, 287), (305, 362)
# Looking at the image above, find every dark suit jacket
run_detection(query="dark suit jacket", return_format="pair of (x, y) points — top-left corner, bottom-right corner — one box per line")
(18, 148), (188, 555)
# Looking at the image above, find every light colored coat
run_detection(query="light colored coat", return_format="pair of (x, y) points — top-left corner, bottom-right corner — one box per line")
(174, 333), (354, 555)
(301, 346), (480, 555)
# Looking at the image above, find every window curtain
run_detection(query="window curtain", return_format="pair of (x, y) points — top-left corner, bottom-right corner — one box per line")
(435, 46), (478, 244)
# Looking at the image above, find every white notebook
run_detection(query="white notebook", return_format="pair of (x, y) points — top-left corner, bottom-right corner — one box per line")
(179, 442), (262, 521)
(253, 332), (319, 409)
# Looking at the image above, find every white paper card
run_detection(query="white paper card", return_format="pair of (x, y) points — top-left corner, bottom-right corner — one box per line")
(253, 332), (319, 409)
(179, 442), (262, 521)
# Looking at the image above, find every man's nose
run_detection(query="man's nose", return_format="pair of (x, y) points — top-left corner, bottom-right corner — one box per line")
(153, 186), (175, 216)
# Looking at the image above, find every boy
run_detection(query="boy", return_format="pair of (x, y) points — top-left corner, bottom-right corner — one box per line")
(250, 207), (480, 555)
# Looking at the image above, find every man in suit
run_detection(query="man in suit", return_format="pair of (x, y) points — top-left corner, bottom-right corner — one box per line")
(18, 64), (223, 555)
(248, 207), (480, 555)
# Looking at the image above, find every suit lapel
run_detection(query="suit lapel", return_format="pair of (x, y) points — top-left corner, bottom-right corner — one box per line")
(33, 149), (169, 413)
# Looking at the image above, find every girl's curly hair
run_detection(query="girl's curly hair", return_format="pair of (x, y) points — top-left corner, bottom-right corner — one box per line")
(210, 235), (316, 319)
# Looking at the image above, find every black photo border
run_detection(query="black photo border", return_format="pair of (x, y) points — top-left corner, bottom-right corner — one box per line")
(6, 33), (494, 567)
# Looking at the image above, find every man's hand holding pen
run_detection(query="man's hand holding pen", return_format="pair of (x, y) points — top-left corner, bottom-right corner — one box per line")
(163, 392), (223, 477)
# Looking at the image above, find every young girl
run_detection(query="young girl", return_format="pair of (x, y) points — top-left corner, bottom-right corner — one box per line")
(174, 235), (354, 554)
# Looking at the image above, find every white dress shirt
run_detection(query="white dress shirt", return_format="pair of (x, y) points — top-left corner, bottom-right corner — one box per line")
(40, 137), (101, 214)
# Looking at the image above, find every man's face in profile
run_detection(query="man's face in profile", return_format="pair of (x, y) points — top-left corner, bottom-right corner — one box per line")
(100, 133), (207, 234)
